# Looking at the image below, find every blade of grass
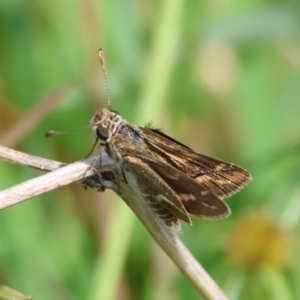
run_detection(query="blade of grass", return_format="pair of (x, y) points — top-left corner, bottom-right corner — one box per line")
(258, 267), (293, 300)
(89, 0), (184, 299)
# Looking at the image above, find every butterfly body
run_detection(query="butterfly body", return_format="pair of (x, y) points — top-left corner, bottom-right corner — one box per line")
(90, 108), (251, 229)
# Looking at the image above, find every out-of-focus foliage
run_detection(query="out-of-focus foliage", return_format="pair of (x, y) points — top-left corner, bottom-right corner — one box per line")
(0, 0), (300, 299)
(0, 284), (32, 300)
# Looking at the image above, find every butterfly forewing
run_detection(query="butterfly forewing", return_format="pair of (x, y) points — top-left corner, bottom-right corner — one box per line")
(141, 127), (252, 199)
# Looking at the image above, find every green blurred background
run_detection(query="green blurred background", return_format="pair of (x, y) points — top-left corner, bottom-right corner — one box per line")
(0, 0), (300, 299)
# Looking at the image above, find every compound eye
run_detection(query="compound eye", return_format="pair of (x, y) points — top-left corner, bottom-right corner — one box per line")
(96, 126), (109, 141)
(110, 110), (120, 115)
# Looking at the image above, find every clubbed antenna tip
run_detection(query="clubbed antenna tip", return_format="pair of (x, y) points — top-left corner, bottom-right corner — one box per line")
(45, 130), (63, 137)
(45, 125), (91, 138)
(98, 48), (105, 64)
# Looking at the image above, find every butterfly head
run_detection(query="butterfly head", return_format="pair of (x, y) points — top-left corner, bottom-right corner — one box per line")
(90, 107), (123, 141)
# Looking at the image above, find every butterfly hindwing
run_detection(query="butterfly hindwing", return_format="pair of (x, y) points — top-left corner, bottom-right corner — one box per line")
(123, 155), (230, 224)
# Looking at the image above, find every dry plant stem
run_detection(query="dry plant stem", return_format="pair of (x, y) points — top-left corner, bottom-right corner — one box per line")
(0, 145), (63, 172)
(118, 173), (228, 300)
(0, 161), (93, 209)
(0, 145), (113, 209)
(0, 145), (228, 299)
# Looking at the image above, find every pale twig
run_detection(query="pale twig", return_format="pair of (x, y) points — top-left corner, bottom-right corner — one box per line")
(117, 172), (228, 300)
(0, 145), (114, 209)
(0, 145), (228, 300)
(0, 145), (62, 172)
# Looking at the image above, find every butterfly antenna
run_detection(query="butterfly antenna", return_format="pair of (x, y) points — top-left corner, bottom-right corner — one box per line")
(45, 125), (91, 137)
(98, 48), (111, 110)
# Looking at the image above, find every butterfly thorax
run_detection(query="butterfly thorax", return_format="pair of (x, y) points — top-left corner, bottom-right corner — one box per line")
(90, 108), (124, 142)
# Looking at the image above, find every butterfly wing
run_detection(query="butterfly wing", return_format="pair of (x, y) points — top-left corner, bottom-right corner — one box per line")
(140, 127), (252, 199)
(123, 154), (230, 227)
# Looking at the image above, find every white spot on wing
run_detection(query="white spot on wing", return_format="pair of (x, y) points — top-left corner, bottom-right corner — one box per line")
(189, 194), (196, 201)
(180, 193), (190, 201)
(215, 163), (226, 171)
(202, 203), (217, 209)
